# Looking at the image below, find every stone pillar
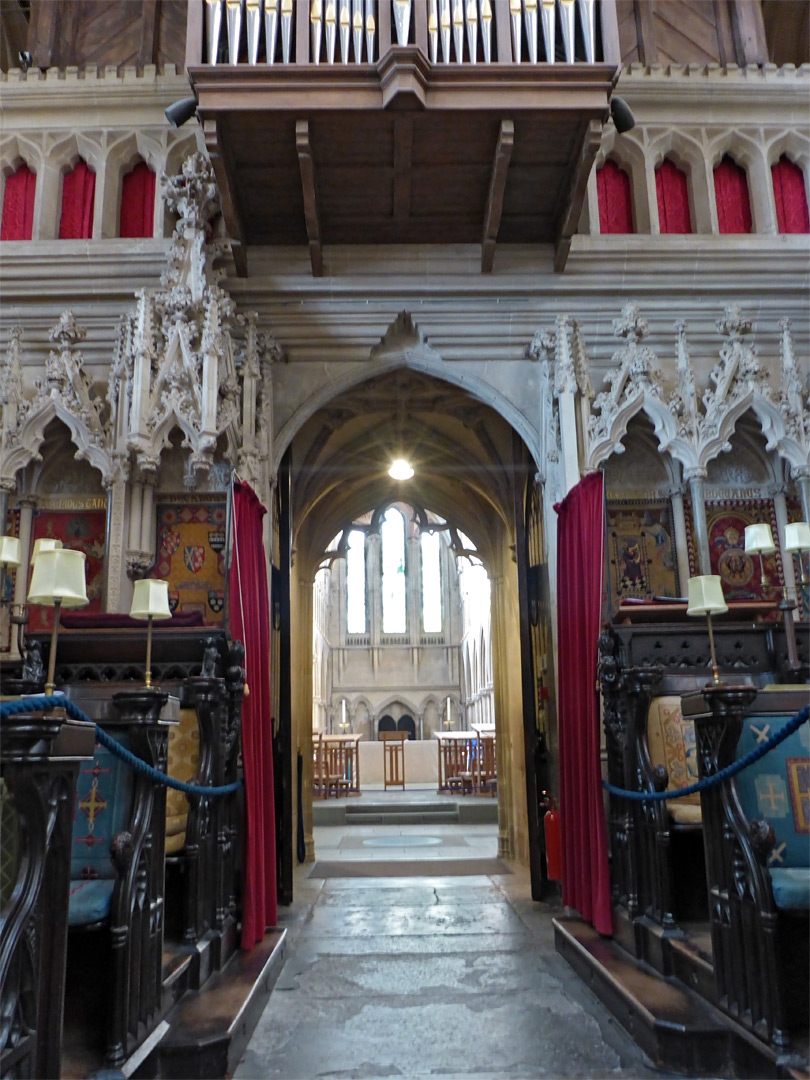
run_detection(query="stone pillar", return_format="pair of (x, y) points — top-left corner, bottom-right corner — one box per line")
(128, 479), (143, 551)
(490, 574), (512, 859)
(796, 474), (810, 526)
(296, 575), (316, 862)
(686, 468), (711, 576)
(670, 484), (691, 593)
(13, 497), (35, 617)
(140, 474), (156, 557)
(105, 473), (128, 612)
(367, 531), (381, 645)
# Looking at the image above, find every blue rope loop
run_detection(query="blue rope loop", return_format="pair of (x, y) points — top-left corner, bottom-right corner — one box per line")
(0, 694), (243, 798)
(603, 703), (809, 802)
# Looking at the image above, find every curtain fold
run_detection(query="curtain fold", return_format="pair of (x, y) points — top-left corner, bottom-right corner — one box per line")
(1, 163), (36, 241)
(656, 159), (692, 234)
(59, 160), (96, 239)
(772, 156), (809, 234)
(120, 161), (156, 238)
(555, 471), (612, 936)
(714, 156), (752, 234)
(229, 480), (278, 948)
(596, 160), (634, 234)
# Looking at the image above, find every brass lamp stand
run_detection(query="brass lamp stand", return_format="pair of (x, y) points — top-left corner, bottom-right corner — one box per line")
(26, 547), (89, 694)
(129, 579), (172, 688)
(686, 575), (728, 686)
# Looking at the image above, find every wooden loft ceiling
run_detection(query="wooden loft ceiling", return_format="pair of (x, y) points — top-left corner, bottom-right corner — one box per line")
(192, 52), (615, 276)
(187, 0), (618, 277)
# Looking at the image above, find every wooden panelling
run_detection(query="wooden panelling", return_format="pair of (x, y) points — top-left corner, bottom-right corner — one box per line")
(617, 0), (641, 63)
(615, 0), (763, 67)
(72, 0), (143, 69)
(156, 0), (188, 69)
(652, 0), (730, 65)
(763, 0), (810, 65)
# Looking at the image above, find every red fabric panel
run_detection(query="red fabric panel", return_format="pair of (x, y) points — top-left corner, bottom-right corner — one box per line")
(596, 160), (634, 234)
(555, 471), (612, 936)
(228, 481), (277, 948)
(655, 158), (692, 234)
(120, 161), (156, 238)
(772, 156), (809, 234)
(714, 156), (752, 234)
(59, 160), (96, 239)
(1, 164), (36, 241)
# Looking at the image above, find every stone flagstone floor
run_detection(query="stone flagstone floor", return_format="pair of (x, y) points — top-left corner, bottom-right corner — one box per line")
(234, 818), (674, 1080)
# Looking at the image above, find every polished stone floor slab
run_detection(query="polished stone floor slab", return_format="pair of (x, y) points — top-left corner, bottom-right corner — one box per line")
(235, 824), (661, 1080)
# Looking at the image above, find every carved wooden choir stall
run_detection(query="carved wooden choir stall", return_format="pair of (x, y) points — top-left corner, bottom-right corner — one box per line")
(0, 626), (255, 1079)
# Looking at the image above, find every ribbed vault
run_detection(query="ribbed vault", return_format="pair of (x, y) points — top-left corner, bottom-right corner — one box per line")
(290, 368), (522, 574)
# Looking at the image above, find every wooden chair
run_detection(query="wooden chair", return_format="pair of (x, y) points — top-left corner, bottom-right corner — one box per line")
(476, 733), (497, 796)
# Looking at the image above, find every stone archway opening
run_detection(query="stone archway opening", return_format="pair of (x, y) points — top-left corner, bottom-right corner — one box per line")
(284, 365), (550, 876)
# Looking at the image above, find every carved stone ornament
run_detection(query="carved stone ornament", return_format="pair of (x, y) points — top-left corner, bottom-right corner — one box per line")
(0, 315), (115, 490)
(587, 302), (667, 467)
(119, 154), (276, 489)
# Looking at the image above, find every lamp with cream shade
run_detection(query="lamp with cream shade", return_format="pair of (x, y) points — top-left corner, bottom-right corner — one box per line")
(0, 536), (21, 569)
(784, 521), (810, 587)
(31, 537), (63, 563)
(27, 547), (88, 695)
(744, 523), (777, 591)
(686, 574), (728, 685)
(129, 579), (172, 688)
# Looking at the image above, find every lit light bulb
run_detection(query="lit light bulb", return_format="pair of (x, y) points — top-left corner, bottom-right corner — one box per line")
(389, 459), (414, 480)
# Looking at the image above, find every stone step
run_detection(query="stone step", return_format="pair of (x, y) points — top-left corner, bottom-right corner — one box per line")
(346, 802), (452, 815)
(344, 810), (460, 825)
(554, 917), (796, 1079)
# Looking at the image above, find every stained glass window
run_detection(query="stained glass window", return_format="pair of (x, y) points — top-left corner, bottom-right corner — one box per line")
(346, 529), (366, 633)
(382, 507), (406, 633)
(421, 531), (442, 632)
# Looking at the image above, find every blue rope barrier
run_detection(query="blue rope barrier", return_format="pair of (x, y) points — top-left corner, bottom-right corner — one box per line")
(0, 694), (243, 797)
(603, 703), (809, 802)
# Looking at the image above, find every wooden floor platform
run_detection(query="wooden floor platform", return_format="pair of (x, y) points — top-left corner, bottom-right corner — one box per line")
(158, 929), (287, 1080)
(554, 917), (807, 1080)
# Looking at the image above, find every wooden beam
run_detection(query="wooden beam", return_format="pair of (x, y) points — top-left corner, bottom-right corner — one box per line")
(554, 118), (603, 272)
(599, 0), (622, 65)
(729, 0), (768, 65)
(203, 118), (248, 277)
(633, 0), (658, 66)
(138, 0), (159, 69)
(185, 0), (204, 67)
(29, 0), (59, 70)
(481, 119), (514, 274)
(296, 119), (323, 277)
(393, 115), (413, 222)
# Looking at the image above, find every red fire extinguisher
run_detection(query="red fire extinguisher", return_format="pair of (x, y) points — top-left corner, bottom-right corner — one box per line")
(542, 793), (562, 881)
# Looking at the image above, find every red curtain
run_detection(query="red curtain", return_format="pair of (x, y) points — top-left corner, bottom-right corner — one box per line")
(59, 160), (96, 239)
(120, 161), (156, 238)
(555, 471), (612, 936)
(714, 156), (752, 234)
(772, 156), (809, 234)
(596, 160), (634, 234)
(656, 158), (692, 233)
(228, 481), (278, 948)
(1, 163), (36, 241)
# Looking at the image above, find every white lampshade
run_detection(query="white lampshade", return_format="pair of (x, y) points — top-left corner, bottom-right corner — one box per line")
(129, 578), (172, 621)
(0, 536), (21, 569)
(686, 575), (728, 617)
(744, 523), (776, 555)
(30, 537), (63, 564)
(784, 521), (810, 553)
(27, 548), (88, 608)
